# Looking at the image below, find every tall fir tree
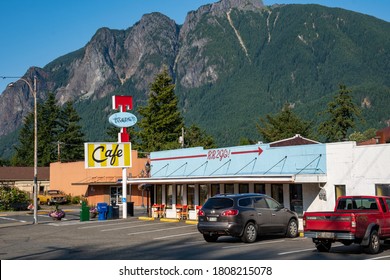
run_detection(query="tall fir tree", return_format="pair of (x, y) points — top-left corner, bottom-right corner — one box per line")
(137, 68), (184, 152)
(256, 104), (313, 143)
(12, 93), (85, 166)
(318, 84), (362, 142)
(58, 101), (85, 162)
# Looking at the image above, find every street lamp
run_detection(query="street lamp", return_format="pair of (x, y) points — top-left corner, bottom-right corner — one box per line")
(3, 76), (38, 224)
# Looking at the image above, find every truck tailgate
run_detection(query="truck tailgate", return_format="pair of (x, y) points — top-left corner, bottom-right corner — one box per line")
(304, 212), (353, 232)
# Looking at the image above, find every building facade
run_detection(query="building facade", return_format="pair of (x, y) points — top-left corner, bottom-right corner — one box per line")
(127, 137), (390, 221)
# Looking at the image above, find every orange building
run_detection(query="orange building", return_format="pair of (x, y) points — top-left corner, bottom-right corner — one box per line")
(50, 150), (149, 207)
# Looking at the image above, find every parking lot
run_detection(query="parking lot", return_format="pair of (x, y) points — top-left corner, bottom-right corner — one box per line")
(1, 208), (390, 260)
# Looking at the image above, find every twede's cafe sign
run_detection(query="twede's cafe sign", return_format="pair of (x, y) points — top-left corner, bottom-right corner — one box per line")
(85, 96), (135, 169)
(85, 142), (132, 168)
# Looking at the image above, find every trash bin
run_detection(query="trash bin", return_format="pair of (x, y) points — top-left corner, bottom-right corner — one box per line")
(112, 205), (119, 219)
(107, 205), (113, 219)
(80, 201), (90, 222)
(97, 202), (108, 220)
(127, 202), (134, 217)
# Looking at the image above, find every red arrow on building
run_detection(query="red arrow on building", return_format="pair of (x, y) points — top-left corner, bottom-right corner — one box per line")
(231, 147), (263, 156)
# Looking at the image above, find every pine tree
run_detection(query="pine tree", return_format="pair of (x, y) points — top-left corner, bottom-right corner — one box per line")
(184, 124), (216, 149)
(256, 104), (313, 143)
(12, 94), (85, 166)
(137, 68), (184, 152)
(58, 101), (85, 162)
(318, 84), (362, 142)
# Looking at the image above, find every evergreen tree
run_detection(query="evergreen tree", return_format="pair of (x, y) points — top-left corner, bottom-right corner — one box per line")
(184, 124), (216, 149)
(318, 84), (362, 142)
(256, 104), (313, 143)
(58, 101), (85, 162)
(137, 68), (184, 152)
(12, 93), (85, 166)
(11, 111), (35, 166)
(38, 93), (60, 165)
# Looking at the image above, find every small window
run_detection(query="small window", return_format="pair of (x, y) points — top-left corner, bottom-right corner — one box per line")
(203, 198), (233, 210)
(239, 198), (253, 207)
(254, 197), (268, 209)
(266, 197), (281, 210)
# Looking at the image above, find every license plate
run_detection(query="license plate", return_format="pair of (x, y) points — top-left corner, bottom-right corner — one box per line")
(318, 232), (335, 238)
(208, 217), (217, 222)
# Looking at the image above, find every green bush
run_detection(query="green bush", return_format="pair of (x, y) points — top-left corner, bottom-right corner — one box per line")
(0, 187), (31, 211)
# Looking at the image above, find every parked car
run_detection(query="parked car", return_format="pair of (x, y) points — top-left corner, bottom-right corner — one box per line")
(197, 193), (299, 243)
(37, 190), (67, 205)
(303, 195), (390, 254)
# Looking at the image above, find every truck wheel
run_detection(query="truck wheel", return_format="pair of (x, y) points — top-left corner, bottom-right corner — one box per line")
(363, 230), (380, 254)
(241, 222), (257, 243)
(286, 219), (299, 238)
(203, 234), (219, 242)
(315, 240), (332, 252)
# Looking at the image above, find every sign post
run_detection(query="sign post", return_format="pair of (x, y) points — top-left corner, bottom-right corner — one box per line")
(112, 95), (135, 219)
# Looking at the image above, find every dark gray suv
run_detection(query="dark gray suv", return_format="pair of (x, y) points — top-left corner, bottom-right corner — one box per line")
(197, 193), (299, 243)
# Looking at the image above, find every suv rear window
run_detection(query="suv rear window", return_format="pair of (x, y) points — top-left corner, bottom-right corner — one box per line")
(203, 198), (234, 209)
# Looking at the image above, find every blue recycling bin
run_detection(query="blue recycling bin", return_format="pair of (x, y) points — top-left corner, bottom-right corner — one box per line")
(97, 202), (108, 220)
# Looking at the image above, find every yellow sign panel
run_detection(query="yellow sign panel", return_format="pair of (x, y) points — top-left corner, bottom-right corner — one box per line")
(85, 142), (132, 168)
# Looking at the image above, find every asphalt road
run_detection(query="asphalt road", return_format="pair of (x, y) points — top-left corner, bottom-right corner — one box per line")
(1, 208), (390, 260)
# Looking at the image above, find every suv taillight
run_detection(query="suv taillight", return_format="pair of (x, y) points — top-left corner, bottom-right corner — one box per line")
(221, 209), (239, 216)
(198, 209), (205, 216)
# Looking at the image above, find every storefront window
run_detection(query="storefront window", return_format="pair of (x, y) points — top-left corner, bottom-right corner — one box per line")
(225, 184), (234, 194)
(376, 184), (390, 196)
(271, 184), (283, 204)
(289, 184), (303, 216)
(254, 184), (265, 194)
(239, 184), (249, 193)
(166, 185), (173, 208)
(187, 185), (195, 209)
(211, 184), (220, 196)
(199, 184), (208, 206)
(335, 185), (346, 201)
(176, 184), (184, 205)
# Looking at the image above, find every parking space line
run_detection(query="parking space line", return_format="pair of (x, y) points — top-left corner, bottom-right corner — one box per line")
(278, 244), (344, 255)
(128, 225), (194, 235)
(222, 240), (284, 249)
(78, 220), (144, 230)
(278, 248), (314, 255)
(0, 217), (27, 223)
(366, 255), (390, 260)
(101, 223), (159, 232)
(153, 232), (199, 240)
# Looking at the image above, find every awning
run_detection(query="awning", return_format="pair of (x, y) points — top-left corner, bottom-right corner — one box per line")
(126, 174), (327, 185)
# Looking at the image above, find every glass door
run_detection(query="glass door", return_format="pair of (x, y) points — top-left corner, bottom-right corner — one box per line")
(110, 186), (122, 205)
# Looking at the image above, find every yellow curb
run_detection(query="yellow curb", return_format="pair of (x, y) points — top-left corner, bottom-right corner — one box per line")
(138, 216), (154, 221)
(160, 218), (180, 223)
(185, 220), (198, 225)
(299, 232), (304, 237)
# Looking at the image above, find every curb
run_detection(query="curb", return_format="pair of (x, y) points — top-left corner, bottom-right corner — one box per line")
(138, 216), (154, 221)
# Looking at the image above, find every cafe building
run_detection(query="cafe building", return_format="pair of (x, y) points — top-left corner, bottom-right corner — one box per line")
(127, 134), (390, 222)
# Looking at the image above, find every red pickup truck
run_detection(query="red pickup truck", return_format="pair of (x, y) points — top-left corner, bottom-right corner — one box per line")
(303, 195), (390, 254)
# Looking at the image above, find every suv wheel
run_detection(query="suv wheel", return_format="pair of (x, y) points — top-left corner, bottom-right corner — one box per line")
(203, 234), (219, 242)
(286, 219), (298, 238)
(241, 222), (257, 243)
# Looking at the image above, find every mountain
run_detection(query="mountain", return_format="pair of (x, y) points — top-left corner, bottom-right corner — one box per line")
(1, 0), (389, 159)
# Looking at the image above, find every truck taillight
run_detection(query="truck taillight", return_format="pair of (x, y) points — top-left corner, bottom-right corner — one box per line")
(351, 213), (356, 228)
(303, 216), (306, 227)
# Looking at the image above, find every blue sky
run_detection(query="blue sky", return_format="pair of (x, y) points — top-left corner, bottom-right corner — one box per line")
(1, 0), (389, 92)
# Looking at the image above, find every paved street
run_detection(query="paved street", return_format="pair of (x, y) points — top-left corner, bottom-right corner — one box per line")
(1, 208), (390, 260)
